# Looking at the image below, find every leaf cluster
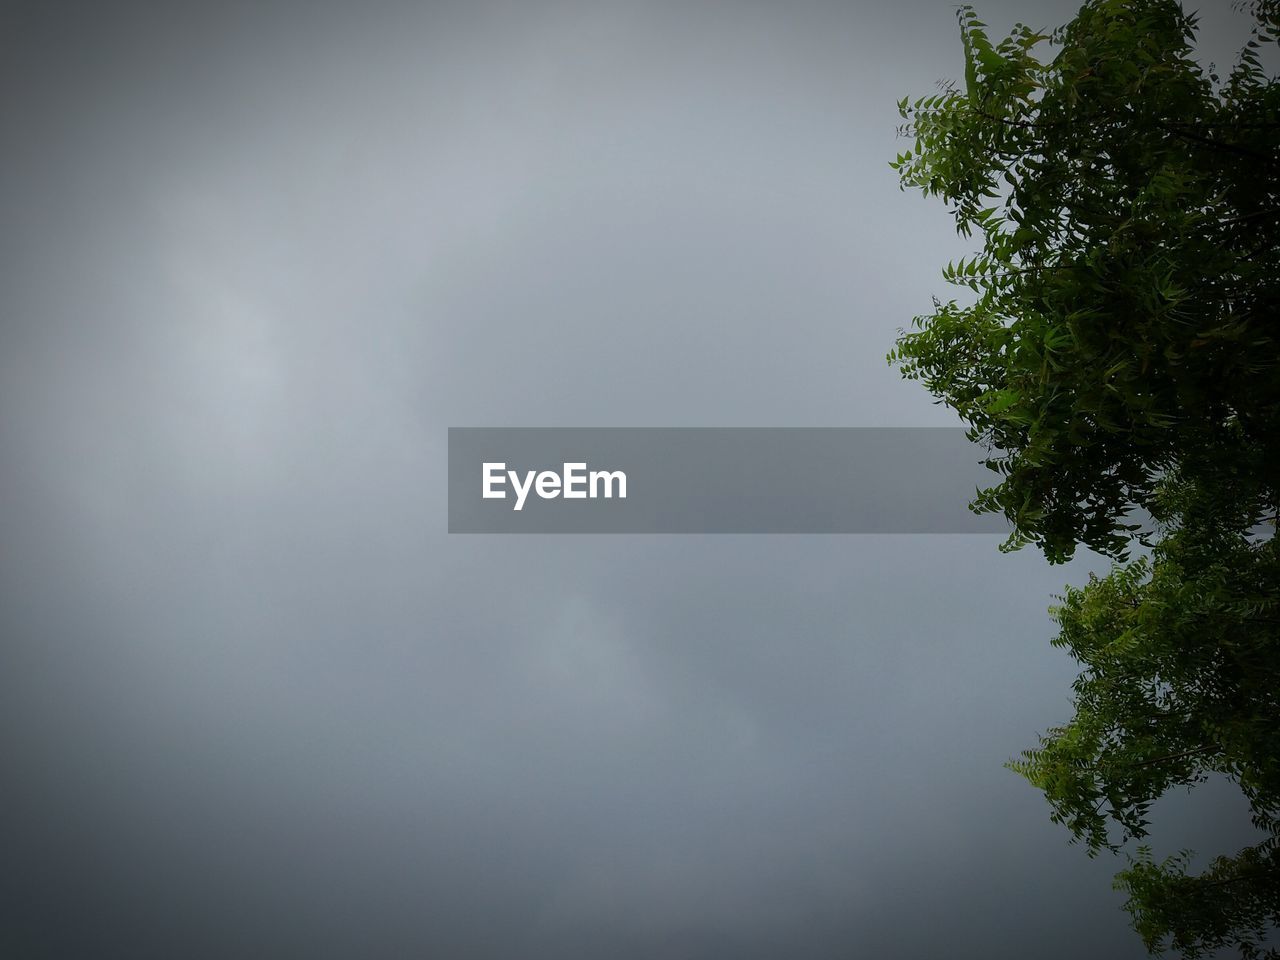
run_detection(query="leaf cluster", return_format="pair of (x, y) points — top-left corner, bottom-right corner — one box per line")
(893, 2), (1280, 956)
(1008, 486), (1280, 956)
(890, 0), (1280, 563)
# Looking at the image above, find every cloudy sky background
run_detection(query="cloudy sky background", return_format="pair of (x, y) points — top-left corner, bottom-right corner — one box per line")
(0, 1), (1262, 956)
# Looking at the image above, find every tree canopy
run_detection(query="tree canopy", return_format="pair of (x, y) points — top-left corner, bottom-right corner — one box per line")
(891, 1), (1280, 956)
(890, 0), (1279, 563)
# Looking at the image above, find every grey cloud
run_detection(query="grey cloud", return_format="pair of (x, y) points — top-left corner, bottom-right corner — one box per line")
(0, 1), (1262, 958)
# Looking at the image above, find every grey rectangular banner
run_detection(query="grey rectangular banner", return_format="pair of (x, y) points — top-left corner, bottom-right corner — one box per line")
(448, 428), (1009, 534)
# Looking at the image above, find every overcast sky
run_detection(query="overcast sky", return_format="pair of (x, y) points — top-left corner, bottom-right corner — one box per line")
(0, 1), (1262, 957)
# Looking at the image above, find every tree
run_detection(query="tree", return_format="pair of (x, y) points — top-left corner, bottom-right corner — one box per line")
(890, 1), (1280, 956)
(1010, 482), (1280, 958)
(890, 0), (1279, 563)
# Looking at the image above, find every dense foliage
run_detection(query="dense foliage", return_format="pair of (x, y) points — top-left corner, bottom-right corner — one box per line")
(890, 0), (1279, 563)
(890, 1), (1280, 956)
(1011, 486), (1280, 958)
